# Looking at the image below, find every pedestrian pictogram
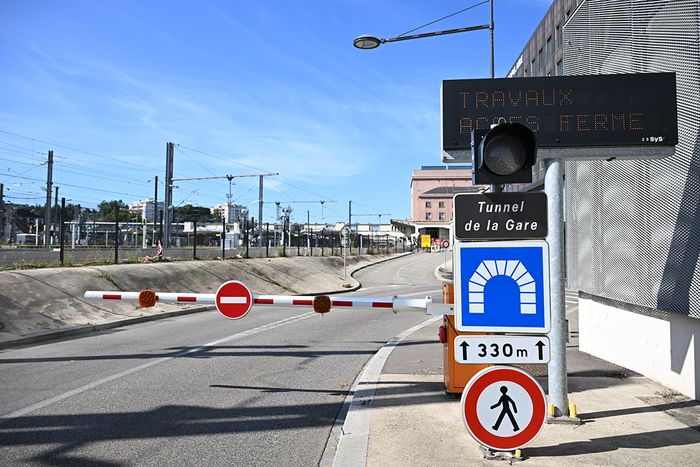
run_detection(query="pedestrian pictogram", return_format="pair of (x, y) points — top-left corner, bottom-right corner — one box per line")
(215, 280), (253, 320)
(454, 240), (550, 333)
(491, 386), (519, 432)
(461, 366), (546, 451)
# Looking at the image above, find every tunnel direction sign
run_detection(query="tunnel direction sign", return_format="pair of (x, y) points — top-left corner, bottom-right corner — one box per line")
(454, 192), (548, 240)
(454, 240), (550, 333)
(461, 366), (547, 451)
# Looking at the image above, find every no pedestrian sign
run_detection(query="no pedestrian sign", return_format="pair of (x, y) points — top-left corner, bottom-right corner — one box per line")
(461, 366), (547, 451)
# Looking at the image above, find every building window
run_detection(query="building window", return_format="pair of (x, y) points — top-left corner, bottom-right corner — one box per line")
(425, 212), (432, 221)
(538, 48), (544, 69)
(546, 35), (554, 59)
(556, 24), (562, 46)
(557, 59), (563, 76)
(425, 201), (432, 208)
(531, 58), (536, 76)
(438, 212), (446, 221)
(438, 201), (445, 208)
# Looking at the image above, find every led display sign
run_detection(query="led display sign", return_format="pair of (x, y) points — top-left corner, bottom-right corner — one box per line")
(442, 73), (677, 151)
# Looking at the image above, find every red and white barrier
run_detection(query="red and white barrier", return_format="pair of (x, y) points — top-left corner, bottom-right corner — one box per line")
(84, 290), (431, 313)
(84, 291), (215, 304)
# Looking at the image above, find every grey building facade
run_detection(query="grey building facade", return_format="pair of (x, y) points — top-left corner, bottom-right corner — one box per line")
(511, 0), (700, 399)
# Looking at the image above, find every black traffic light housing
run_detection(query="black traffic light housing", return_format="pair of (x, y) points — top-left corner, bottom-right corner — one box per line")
(472, 122), (537, 185)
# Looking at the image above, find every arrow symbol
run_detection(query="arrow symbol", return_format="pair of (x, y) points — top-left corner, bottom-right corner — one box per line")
(535, 340), (545, 360)
(460, 341), (469, 361)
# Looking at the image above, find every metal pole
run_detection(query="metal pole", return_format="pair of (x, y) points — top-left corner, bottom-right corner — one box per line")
(545, 158), (569, 417)
(258, 175), (264, 248)
(221, 216), (226, 260)
(44, 151), (53, 248)
(163, 142), (174, 248)
(245, 218), (250, 259)
(193, 220), (197, 260)
(8, 208), (14, 245)
(59, 198), (65, 265)
(266, 222), (269, 257)
(153, 176), (158, 245)
(114, 204), (119, 264)
(489, 0), (495, 79)
(348, 201), (352, 254)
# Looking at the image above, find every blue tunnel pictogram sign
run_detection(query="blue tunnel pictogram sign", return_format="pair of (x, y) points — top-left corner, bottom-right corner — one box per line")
(454, 240), (550, 333)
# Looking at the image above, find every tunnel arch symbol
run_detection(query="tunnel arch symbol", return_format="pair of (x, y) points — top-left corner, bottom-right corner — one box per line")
(468, 260), (536, 315)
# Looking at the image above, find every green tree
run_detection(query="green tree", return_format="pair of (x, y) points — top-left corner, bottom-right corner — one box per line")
(175, 204), (213, 222)
(96, 200), (130, 221)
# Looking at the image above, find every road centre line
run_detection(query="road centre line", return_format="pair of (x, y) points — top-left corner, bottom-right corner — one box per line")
(0, 311), (315, 424)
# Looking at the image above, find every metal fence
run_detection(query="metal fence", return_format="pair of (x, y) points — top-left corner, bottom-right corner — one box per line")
(0, 243), (412, 268)
(563, 0), (700, 318)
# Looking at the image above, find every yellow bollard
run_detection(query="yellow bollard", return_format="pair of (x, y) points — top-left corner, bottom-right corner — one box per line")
(569, 403), (578, 418)
(548, 403), (555, 417)
(514, 449), (523, 459)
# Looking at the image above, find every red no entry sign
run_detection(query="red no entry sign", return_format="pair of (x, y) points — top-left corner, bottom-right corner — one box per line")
(215, 280), (253, 319)
(461, 366), (546, 451)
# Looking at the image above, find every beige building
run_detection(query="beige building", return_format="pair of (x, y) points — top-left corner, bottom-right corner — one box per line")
(409, 165), (478, 243)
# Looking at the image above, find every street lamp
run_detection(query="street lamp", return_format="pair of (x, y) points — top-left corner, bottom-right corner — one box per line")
(353, 0), (495, 78)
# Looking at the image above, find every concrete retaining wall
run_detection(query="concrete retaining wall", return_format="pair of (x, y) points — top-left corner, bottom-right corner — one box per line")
(0, 254), (397, 342)
(579, 297), (700, 400)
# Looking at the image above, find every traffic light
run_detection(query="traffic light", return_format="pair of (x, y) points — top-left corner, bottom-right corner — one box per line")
(472, 122), (537, 185)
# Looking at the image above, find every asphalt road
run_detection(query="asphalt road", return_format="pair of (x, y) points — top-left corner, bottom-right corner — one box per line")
(0, 252), (444, 466)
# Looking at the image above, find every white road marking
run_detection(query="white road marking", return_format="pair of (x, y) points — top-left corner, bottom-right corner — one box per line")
(327, 315), (442, 467)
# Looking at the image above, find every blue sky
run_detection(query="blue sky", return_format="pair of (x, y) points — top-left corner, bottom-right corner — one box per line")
(0, 0), (550, 224)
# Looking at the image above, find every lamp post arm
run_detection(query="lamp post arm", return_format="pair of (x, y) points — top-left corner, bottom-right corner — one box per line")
(382, 24), (489, 44)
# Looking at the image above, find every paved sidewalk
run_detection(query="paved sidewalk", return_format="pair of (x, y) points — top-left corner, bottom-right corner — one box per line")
(363, 305), (700, 465)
